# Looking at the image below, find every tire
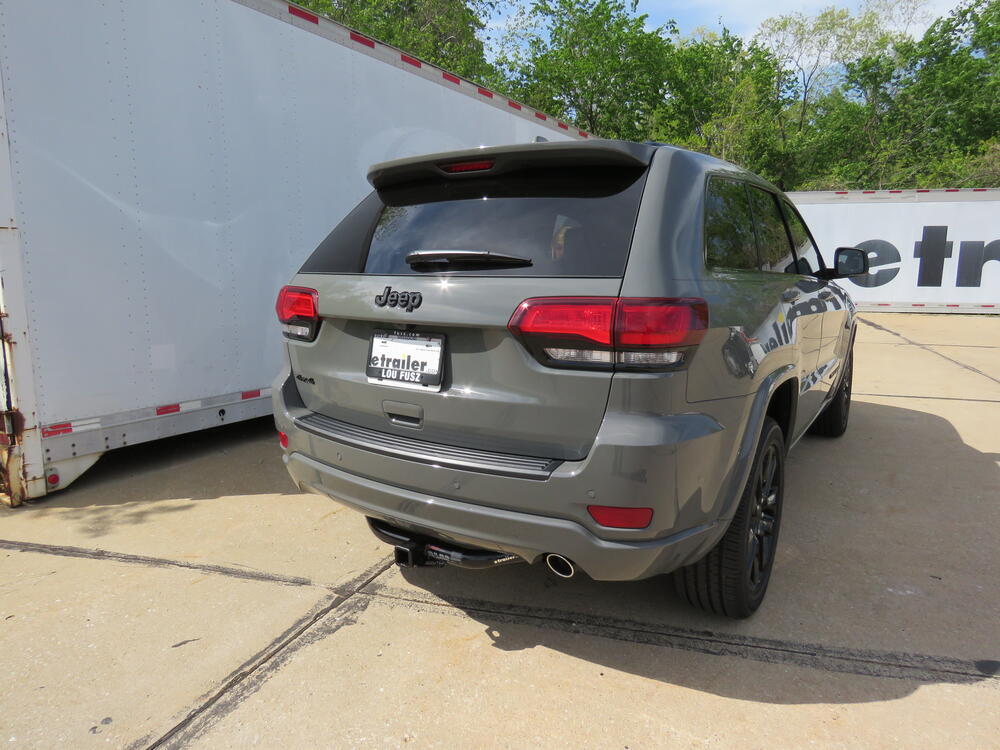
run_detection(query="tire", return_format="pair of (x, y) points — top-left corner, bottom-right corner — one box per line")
(672, 417), (785, 618)
(809, 348), (853, 437)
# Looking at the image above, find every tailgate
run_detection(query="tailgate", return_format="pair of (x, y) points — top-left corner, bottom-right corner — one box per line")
(288, 274), (624, 460)
(283, 143), (653, 463)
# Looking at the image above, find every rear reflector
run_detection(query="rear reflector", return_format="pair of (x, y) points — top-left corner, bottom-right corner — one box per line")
(278, 431), (289, 449)
(508, 297), (707, 370)
(440, 159), (495, 173)
(349, 31), (375, 48)
(287, 5), (319, 23)
(587, 505), (653, 529)
(276, 286), (319, 342)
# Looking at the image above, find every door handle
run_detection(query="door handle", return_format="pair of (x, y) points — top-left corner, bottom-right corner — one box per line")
(818, 289), (833, 300)
(781, 289), (800, 303)
(383, 400), (423, 428)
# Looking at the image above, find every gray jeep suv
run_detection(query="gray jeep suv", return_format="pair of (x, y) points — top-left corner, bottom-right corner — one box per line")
(273, 140), (868, 617)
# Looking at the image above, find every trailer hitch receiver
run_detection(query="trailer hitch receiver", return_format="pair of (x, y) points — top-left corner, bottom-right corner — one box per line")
(368, 517), (522, 571)
(393, 545), (421, 568)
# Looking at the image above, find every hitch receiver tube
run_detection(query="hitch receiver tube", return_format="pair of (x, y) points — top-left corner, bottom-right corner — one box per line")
(368, 518), (523, 570)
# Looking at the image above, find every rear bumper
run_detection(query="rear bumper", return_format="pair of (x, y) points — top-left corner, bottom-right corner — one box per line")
(284, 449), (719, 581)
(273, 364), (764, 581)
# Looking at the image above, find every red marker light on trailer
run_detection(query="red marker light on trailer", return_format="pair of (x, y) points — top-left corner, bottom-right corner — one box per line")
(276, 286), (319, 342)
(439, 159), (495, 173)
(47, 473), (60, 486)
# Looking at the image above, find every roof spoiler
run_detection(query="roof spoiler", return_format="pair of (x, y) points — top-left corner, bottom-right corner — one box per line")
(367, 140), (655, 190)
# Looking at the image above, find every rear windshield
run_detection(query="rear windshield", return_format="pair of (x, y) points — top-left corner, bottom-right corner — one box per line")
(300, 166), (648, 277)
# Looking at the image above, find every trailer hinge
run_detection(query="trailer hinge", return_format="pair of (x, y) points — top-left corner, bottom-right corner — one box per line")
(1, 410), (14, 438)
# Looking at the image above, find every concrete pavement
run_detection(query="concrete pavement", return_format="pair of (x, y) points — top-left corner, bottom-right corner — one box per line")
(1, 313), (998, 748)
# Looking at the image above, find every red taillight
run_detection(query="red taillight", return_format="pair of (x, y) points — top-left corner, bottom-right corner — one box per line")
(587, 505), (654, 529)
(507, 297), (707, 369)
(508, 298), (615, 366)
(440, 159), (495, 173)
(276, 286), (319, 342)
(510, 298), (615, 346)
(615, 299), (708, 348)
(276, 286), (317, 321)
(278, 431), (289, 449)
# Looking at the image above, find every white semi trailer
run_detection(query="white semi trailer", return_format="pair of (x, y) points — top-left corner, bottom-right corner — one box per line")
(0, 0), (579, 504)
(790, 189), (999, 313)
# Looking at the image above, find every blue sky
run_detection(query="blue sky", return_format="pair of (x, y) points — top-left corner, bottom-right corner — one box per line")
(634, 0), (961, 37)
(486, 0), (964, 45)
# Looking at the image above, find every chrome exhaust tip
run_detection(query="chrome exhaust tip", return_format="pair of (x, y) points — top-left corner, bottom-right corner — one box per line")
(544, 553), (575, 579)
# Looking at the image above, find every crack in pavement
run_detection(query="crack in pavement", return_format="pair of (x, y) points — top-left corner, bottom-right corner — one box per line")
(12, 527), (997, 742)
(853, 393), (1000, 403)
(139, 556), (394, 750)
(0, 539), (316, 588)
(363, 585), (1000, 686)
(859, 342), (999, 349)
(859, 317), (1000, 386)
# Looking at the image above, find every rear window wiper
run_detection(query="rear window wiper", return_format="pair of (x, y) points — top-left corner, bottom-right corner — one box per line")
(405, 250), (533, 269)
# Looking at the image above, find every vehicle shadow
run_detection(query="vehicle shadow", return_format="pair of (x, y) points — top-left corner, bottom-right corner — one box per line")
(8, 417), (297, 537)
(26, 417), (293, 501)
(383, 398), (999, 705)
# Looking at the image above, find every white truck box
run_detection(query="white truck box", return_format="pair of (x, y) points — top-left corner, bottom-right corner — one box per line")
(0, 0), (578, 504)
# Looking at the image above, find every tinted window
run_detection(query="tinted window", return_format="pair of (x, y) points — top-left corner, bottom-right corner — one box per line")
(782, 201), (824, 274)
(748, 187), (795, 273)
(704, 177), (757, 270)
(358, 167), (647, 277)
(300, 192), (383, 273)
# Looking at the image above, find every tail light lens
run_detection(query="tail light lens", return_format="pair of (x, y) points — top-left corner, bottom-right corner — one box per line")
(588, 505), (654, 529)
(276, 286), (320, 342)
(508, 297), (708, 370)
(614, 298), (708, 367)
(508, 297), (615, 366)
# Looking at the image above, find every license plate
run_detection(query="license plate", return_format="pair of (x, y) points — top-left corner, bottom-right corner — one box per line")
(366, 330), (445, 391)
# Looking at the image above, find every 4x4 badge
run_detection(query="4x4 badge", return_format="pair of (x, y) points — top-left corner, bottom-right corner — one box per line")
(374, 286), (422, 312)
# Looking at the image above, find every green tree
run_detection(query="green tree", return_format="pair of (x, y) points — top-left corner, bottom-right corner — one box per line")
(804, 0), (999, 188)
(497, 0), (673, 140)
(293, 0), (998, 190)
(650, 30), (787, 182)
(890, 0), (1000, 183)
(297, 0), (500, 83)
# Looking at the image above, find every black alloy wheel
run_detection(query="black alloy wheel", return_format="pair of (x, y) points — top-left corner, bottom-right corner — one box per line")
(748, 441), (781, 597)
(673, 416), (785, 618)
(810, 348), (853, 437)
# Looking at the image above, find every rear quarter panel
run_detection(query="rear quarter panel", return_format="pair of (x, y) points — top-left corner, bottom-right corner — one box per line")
(619, 149), (800, 404)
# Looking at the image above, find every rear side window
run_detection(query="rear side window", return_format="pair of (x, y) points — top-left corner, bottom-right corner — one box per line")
(782, 201), (824, 274)
(355, 167), (648, 277)
(704, 177), (757, 270)
(300, 192), (383, 274)
(748, 187), (796, 273)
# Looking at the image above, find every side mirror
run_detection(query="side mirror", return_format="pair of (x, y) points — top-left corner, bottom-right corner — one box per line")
(829, 247), (869, 278)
